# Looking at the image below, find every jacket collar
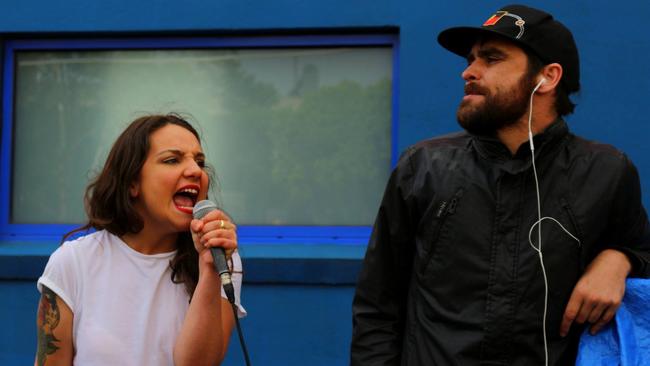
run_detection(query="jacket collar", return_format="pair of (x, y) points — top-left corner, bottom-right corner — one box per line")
(471, 119), (569, 174)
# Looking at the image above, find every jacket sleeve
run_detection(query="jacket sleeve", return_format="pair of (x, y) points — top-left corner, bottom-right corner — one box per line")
(350, 149), (417, 365)
(603, 154), (650, 278)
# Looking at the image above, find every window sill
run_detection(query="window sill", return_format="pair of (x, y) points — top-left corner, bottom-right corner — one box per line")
(0, 240), (366, 284)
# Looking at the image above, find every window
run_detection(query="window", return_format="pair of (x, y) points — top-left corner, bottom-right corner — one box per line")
(1, 35), (397, 243)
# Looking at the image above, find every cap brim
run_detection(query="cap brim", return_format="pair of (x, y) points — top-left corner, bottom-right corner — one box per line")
(437, 26), (529, 59)
(438, 27), (490, 58)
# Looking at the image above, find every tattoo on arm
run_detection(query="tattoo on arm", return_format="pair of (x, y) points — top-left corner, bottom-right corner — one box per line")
(37, 287), (61, 366)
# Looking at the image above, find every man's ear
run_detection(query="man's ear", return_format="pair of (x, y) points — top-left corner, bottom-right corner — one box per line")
(536, 63), (563, 93)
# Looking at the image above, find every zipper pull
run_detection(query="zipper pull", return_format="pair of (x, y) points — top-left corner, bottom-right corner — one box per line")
(435, 201), (447, 218)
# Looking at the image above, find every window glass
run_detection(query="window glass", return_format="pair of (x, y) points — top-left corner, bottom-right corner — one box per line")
(12, 47), (392, 226)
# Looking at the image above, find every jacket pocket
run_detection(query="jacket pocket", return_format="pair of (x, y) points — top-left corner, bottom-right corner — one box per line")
(544, 198), (584, 337)
(419, 187), (464, 274)
(560, 197), (583, 247)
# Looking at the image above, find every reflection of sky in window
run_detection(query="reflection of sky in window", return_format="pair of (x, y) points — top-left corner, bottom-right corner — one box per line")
(236, 48), (393, 95)
(17, 48), (392, 96)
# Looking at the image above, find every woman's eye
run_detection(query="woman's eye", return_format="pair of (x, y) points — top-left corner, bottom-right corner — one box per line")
(163, 157), (178, 164)
(196, 160), (206, 168)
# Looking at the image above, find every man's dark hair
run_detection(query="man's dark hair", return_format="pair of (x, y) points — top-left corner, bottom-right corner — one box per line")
(523, 47), (577, 117)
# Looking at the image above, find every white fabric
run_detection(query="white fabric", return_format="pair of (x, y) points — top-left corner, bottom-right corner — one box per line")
(37, 230), (245, 366)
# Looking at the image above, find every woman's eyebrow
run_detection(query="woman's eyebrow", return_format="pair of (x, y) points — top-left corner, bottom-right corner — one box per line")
(156, 149), (205, 159)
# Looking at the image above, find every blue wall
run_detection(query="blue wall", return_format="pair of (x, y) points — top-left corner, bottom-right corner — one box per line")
(1, 0), (649, 364)
(0, 282), (355, 365)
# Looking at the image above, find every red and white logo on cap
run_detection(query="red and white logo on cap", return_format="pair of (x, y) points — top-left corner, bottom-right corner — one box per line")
(483, 11), (508, 26)
(482, 10), (526, 39)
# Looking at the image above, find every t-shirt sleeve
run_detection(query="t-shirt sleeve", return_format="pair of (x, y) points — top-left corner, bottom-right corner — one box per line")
(222, 250), (246, 318)
(37, 243), (78, 313)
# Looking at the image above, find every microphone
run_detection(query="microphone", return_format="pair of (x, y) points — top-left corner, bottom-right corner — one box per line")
(193, 200), (236, 304)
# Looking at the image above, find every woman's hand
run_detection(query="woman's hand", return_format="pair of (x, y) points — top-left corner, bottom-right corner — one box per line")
(190, 209), (238, 266)
(176, 209), (238, 366)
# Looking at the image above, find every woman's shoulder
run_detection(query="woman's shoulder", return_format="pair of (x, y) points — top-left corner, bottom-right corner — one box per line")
(55, 230), (117, 260)
(38, 231), (118, 309)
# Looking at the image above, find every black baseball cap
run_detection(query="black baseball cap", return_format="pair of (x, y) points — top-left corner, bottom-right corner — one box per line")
(437, 4), (580, 93)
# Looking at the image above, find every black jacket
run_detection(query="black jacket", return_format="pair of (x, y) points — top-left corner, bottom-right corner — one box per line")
(351, 120), (650, 365)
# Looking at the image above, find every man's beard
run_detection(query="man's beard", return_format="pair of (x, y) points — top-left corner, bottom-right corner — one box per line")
(456, 74), (536, 136)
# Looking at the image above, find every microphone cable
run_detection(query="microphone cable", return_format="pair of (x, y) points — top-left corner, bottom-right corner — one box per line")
(226, 287), (251, 366)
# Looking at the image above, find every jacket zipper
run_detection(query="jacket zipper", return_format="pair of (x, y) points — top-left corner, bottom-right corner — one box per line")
(421, 188), (464, 273)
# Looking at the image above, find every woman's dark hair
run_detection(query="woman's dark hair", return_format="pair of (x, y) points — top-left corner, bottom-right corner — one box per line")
(524, 47), (577, 117)
(63, 113), (209, 298)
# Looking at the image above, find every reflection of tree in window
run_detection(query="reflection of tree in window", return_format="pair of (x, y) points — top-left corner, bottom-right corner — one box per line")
(265, 78), (392, 226)
(289, 64), (320, 98)
(210, 58), (391, 226)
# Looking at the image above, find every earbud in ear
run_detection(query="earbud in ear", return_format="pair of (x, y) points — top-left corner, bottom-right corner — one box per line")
(533, 78), (546, 93)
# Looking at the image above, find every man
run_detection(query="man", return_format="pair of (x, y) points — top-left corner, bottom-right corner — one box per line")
(351, 4), (650, 365)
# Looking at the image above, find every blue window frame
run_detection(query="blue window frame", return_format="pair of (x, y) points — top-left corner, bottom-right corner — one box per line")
(0, 34), (399, 252)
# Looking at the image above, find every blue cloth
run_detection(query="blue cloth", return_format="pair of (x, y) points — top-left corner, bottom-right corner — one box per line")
(576, 278), (650, 366)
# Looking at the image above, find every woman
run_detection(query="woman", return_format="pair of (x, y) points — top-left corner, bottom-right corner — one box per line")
(35, 114), (245, 365)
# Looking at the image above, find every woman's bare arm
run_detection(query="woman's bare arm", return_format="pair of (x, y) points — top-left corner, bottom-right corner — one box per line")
(35, 286), (73, 366)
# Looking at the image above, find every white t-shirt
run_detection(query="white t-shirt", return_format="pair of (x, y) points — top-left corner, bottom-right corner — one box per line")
(37, 230), (245, 366)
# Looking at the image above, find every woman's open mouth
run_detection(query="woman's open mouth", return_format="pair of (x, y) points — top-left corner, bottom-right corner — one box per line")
(173, 185), (199, 214)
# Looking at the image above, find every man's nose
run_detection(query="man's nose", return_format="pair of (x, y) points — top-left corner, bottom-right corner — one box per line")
(461, 61), (480, 82)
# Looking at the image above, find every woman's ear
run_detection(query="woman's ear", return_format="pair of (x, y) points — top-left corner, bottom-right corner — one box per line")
(130, 181), (140, 198)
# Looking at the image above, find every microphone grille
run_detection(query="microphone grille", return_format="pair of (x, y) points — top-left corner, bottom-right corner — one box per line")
(193, 200), (218, 219)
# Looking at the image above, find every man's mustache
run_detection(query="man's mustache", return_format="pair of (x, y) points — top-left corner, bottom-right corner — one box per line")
(464, 83), (489, 96)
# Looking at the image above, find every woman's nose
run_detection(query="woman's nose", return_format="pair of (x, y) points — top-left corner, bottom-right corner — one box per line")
(184, 160), (203, 178)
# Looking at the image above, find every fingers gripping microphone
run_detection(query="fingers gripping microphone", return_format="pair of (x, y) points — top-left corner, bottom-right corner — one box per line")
(193, 200), (251, 365)
(193, 200), (235, 304)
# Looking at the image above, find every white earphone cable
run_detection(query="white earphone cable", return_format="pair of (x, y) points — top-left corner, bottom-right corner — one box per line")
(527, 78), (580, 366)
